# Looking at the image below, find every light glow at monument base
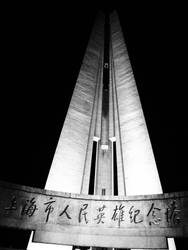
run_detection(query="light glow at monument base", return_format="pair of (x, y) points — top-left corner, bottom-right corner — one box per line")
(28, 232), (72, 250)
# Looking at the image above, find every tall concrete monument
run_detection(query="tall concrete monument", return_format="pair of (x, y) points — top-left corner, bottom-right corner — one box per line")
(28, 11), (176, 250)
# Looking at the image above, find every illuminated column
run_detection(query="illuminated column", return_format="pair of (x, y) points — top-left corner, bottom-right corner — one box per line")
(28, 10), (176, 250)
(27, 12), (105, 250)
(110, 10), (176, 250)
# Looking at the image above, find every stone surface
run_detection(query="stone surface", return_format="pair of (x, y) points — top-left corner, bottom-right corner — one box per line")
(45, 13), (104, 195)
(110, 11), (163, 196)
(34, 232), (167, 249)
(0, 181), (187, 248)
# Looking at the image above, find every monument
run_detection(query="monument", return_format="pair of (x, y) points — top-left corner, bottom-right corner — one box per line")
(25, 10), (178, 249)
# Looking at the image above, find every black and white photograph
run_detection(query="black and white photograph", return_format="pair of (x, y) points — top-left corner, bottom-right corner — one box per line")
(0, 2), (187, 249)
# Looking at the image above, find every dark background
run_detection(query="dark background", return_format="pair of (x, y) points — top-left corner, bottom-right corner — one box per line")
(1, 2), (187, 249)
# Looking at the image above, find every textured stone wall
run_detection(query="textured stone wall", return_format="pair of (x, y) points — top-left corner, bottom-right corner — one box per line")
(45, 13), (104, 194)
(1, 181), (187, 248)
(110, 11), (176, 250)
(110, 11), (162, 196)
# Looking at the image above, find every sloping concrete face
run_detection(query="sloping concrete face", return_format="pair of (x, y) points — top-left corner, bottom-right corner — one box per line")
(110, 10), (176, 250)
(45, 13), (104, 194)
(110, 11), (162, 196)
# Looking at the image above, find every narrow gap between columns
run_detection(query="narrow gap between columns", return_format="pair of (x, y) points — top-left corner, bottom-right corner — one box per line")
(113, 141), (118, 195)
(89, 141), (97, 195)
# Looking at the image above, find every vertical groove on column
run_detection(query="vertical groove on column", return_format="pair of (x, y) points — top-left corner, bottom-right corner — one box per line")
(110, 38), (126, 195)
(81, 46), (104, 194)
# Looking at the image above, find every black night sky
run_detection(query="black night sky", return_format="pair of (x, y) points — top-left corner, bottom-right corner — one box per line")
(1, 2), (188, 249)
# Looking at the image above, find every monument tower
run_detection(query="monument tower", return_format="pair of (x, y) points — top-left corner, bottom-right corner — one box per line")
(28, 11), (176, 250)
